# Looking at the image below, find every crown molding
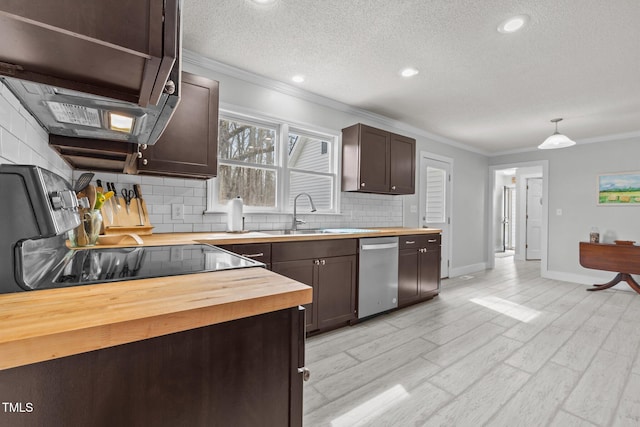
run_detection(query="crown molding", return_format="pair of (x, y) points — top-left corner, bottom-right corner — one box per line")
(182, 49), (489, 156)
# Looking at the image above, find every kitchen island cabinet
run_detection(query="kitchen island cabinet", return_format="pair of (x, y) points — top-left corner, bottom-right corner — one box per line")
(398, 234), (441, 307)
(272, 239), (357, 333)
(341, 123), (415, 195)
(0, 307), (305, 427)
(0, 267), (311, 426)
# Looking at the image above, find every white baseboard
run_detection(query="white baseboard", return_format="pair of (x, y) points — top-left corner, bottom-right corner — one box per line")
(450, 262), (488, 278)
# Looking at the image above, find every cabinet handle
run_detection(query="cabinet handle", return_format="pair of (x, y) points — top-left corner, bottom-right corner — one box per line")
(314, 260), (320, 265)
(298, 367), (311, 381)
(321, 259), (326, 265)
(137, 151), (143, 159)
(141, 144), (148, 150)
(361, 182), (366, 187)
(241, 252), (264, 258)
(142, 159), (148, 166)
(164, 79), (176, 95)
(428, 239), (437, 243)
(391, 185), (396, 190)
(405, 240), (415, 245)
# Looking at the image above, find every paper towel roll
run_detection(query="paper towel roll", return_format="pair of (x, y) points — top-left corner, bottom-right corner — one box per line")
(227, 196), (243, 232)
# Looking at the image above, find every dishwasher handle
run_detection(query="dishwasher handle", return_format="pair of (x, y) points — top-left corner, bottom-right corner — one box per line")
(361, 242), (398, 251)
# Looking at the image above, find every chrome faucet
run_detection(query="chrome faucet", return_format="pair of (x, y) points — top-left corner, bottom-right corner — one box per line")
(292, 193), (317, 230)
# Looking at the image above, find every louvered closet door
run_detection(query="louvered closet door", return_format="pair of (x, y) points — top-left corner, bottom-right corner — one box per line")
(420, 156), (450, 278)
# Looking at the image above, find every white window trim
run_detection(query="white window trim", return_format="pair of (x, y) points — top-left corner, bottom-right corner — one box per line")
(206, 110), (341, 215)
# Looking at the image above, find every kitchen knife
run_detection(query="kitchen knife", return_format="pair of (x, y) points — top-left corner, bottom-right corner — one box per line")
(133, 184), (145, 226)
(110, 183), (122, 210)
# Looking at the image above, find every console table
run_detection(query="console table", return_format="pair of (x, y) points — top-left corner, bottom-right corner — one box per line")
(579, 242), (640, 294)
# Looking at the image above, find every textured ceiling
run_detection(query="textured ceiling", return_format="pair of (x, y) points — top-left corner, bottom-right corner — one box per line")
(183, 0), (640, 154)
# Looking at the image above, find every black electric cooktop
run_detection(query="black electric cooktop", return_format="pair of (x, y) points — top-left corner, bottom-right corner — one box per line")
(19, 244), (264, 291)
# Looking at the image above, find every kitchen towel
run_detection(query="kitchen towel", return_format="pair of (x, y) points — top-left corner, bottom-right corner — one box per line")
(227, 196), (244, 232)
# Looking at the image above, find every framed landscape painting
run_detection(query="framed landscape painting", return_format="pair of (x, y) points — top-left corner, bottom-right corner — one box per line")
(598, 172), (640, 205)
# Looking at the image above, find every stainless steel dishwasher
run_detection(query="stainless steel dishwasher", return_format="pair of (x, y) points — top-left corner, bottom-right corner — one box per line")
(358, 236), (399, 319)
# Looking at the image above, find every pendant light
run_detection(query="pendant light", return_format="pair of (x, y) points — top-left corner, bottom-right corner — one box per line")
(538, 118), (575, 149)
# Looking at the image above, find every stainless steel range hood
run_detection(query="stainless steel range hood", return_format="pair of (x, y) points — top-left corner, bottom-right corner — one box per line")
(0, 0), (182, 146)
(1, 75), (179, 145)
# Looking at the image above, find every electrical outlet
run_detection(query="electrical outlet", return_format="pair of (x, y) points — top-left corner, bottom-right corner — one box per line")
(172, 203), (184, 220)
(170, 247), (183, 262)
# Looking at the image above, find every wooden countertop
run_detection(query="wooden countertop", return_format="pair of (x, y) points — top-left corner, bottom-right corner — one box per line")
(2, 227), (438, 370)
(0, 268), (311, 370)
(96, 227), (442, 248)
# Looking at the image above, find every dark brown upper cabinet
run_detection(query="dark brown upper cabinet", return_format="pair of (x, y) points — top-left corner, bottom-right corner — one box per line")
(137, 72), (219, 179)
(0, 0), (180, 107)
(341, 124), (415, 195)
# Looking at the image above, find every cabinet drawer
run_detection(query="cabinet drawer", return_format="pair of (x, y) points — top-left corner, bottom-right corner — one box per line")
(230, 243), (271, 264)
(399, 234), (441, 250)
(272, 239), (357, 262)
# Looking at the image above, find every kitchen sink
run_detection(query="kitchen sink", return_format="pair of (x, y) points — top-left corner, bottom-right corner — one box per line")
(259, 229), (327, 235)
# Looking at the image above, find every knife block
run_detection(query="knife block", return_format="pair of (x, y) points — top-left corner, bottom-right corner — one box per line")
(101, 196), (153, 235)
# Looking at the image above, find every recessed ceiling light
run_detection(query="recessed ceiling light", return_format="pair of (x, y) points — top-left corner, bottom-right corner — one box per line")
(497, 15), (529, 34)
(250, 0), (276, 4)
(292, 75), (305, 83)
(400, 68), (419, 78)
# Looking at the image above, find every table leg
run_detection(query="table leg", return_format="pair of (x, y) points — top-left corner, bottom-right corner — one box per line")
(588, 272), (640, 295)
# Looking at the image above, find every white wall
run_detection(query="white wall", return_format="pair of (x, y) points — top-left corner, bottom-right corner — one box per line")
(491, 137), (640, 284)
(0, 82), (71, 179)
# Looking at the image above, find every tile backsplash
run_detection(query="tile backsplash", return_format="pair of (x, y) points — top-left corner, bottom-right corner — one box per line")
(0, 82), (71, 179)
(73, 171), (404, 233)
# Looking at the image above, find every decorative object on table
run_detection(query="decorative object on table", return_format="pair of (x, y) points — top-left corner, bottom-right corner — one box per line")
(597, 172), (640, 205)
(538, 118), (575, 150)
(614, 240), (635, 245)
(227, 196), (244, 232)
(589, 227), (599, 243)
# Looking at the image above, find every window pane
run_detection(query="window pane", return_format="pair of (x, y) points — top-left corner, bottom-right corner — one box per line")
(425, 166), (446, 223)
(218, 164), (276, 208)
(219, 118), (276, 165)
(288, 132), (330, 173)
(288, 172), (332, 210)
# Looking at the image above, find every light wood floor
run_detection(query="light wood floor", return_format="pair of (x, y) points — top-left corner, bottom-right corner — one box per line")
(303, 257), (640, 427)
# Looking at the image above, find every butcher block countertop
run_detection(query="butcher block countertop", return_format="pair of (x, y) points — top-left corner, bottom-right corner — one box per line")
(0, 268), (311, 370)
(0, 227), (438, 370)
(97, 227), (442, 247)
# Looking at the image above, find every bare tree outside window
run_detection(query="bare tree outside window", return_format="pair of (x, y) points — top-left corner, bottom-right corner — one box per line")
(212, 114), (338, 214)
(218, 119), (277, 207)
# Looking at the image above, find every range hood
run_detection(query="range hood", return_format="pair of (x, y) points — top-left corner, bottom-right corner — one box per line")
(1, 75), (179, 145)
(0, 0), (182, 146)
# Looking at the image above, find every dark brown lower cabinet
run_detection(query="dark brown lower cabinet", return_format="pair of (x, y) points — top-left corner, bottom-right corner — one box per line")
(272, 239), (357, 333)
(398, 234), (441, 308)
(0, 307), (305, 427)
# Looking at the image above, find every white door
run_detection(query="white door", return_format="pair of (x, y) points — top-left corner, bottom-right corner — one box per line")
(526, 178), (542, 260)
(420, 155), (451, 278)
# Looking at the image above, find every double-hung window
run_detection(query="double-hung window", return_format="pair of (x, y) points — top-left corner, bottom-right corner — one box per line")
(208, 112), (339, 213)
